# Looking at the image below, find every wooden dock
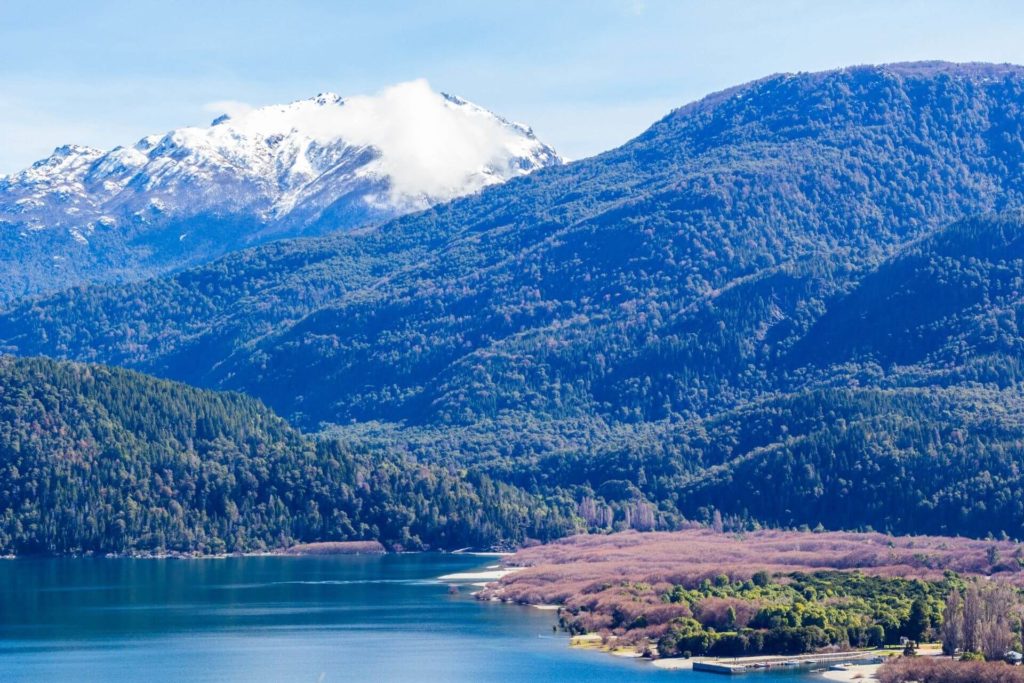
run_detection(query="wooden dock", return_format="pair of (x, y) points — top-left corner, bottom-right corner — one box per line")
(692, 650), (883, 675)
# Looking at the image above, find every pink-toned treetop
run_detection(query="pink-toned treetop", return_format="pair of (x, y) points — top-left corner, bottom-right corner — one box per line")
(482, 529), (1024, 607)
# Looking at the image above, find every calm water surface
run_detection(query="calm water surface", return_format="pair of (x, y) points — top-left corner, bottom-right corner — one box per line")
(0, 554), (816, 681)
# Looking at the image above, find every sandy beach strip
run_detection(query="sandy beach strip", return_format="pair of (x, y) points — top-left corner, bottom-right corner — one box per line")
(438, 568), (521, 581)
(819, 662), (881, 681)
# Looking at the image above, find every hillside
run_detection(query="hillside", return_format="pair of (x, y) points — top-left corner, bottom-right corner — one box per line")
(4, 63), (1024, 423)
(791, 211), (1024, 382)
(6, 63), (1024, 540)
(564, 385), (1024, 538)
(0, 81), (558, 303)
(0, 355), (572, 555)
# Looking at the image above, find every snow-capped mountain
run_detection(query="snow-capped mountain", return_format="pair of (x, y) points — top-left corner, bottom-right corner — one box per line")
(0, 80), (559, 303)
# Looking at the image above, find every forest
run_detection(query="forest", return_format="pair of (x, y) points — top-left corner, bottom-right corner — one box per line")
(5, 64), (1024, 549)
(653, 572), (938, 657)
(6, 64), (1024, 428)
(0, 356), (577, 555)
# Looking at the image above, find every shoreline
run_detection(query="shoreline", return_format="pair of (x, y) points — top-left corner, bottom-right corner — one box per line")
(470, 529), (986, 678)
(2, 544), (514, 561)
(569, 630), (887, 676)
(439, 567), (521, 581)
(6, 543), (896, 681)
(509, 596), (894, 679)
(819, 662), (882, 681)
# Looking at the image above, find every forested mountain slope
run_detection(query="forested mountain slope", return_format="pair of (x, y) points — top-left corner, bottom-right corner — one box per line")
(4, 62), (1024, 431)
(516, 211), (1024, 538)
(0, 356), (572, 555)
(7, 64), (1024, 541)
(791, 211), (1024, 383)
(511, 384), (1024, 538)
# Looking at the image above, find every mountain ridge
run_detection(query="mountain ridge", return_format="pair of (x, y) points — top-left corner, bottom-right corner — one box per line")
(6, 62), (1024, 422)
(0, 80), (559, 303)
(7, 62), (1024, 540)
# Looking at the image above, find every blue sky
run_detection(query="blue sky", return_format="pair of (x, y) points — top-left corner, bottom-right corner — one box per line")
(4, 0), (1024, 173)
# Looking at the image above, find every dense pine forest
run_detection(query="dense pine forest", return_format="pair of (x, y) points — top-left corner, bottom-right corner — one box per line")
(6, 63), (1024, 551)
(0, 356), (576, 555)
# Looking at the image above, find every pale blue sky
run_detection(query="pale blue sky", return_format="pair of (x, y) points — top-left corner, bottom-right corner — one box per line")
(3, 0), (1024, 173)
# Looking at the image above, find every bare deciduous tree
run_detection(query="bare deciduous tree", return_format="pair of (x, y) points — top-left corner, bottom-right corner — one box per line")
(962, 583), (981, 653)
(941, 589), (963, 655)
(959, 580), (1020, 660)
(978, 583), (1016, 661)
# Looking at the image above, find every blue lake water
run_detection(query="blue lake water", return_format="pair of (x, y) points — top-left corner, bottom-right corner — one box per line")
(0, 554), (817, 681)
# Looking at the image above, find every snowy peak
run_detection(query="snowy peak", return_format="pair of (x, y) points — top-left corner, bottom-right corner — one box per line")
(311, 92), (343, 106)
(17, 144), (102, 184)
(1, 80), (559, 239)
(187, 79), (556, 210)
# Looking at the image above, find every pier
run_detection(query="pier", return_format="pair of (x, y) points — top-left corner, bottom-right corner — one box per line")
(691, 650), (884, 675)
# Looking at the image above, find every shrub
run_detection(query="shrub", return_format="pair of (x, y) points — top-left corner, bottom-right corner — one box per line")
(880, 657), (1024, 683)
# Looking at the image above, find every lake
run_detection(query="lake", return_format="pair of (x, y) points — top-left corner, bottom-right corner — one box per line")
(0, 554), (817, 681)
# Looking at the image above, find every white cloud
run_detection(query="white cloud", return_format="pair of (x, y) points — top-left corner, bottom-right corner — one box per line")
(213, 79), (545, 203)
(333, 79), (538, 201)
